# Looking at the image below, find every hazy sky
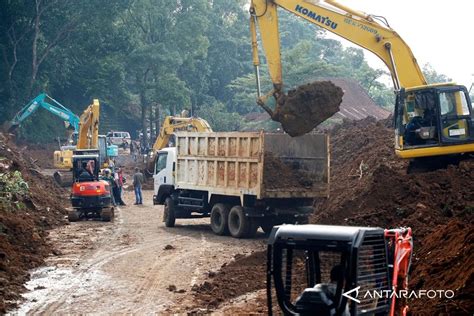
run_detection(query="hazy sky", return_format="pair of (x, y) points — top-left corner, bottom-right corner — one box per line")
(324, 0), (474, 89)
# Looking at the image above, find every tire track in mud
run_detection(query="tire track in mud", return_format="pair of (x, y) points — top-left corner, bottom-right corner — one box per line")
(15, 190), (266, 314)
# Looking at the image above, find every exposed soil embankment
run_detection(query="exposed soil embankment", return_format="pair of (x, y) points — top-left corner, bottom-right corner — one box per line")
(0, 134), (68, 312)
(274, 81), (343, 136)
(189, 117), (473, 315)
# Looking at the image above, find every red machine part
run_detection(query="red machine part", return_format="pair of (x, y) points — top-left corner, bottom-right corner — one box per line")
(385, 227), (413, 316)
(72, 180), (109, 197)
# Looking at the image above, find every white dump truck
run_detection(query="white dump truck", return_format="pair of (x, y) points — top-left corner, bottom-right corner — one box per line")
(153, 131), (329, 238)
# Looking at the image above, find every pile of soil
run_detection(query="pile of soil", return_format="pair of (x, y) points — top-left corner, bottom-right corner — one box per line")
(189, 117), (473, 314)
(263, 153), (313, 189)
(0, 133), (68, 313)
(312, 117), (473, 314)
(189, 251), (267, 312)
(274, 81), (343, 136)
(21, 143), (58, 169)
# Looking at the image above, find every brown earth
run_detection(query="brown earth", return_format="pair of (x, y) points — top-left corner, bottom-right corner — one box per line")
(188, 117), (473, 315)
(263, 153), (313, 189)
(274, 81), (343, 136)
(21, 143), (58, 169)
(188, 251), (267, 312)
(0, 133), (68, 313)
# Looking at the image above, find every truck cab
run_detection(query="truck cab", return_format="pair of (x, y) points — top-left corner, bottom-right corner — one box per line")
(153, 147), (176, 204)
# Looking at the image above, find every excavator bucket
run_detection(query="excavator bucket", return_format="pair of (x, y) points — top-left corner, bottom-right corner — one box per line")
(272, 81), (343, 136)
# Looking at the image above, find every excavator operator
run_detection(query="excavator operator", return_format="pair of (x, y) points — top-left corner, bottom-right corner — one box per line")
(404, 93), (438, 146)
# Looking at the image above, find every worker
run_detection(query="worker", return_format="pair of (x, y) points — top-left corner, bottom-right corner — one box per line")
(312, 265), (349, 315)
(114, 168), (126, 206)
(78, 161), (94, 181)
(107, 157), (115, 172)
(101, 168), (116, 206)
(133, 167), (144, 205)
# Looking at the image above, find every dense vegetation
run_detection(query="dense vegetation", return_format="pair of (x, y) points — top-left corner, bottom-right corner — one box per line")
(0, 0), (445, 143)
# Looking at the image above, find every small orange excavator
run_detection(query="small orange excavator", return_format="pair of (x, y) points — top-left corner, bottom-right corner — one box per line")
(67, 100), (114, 222)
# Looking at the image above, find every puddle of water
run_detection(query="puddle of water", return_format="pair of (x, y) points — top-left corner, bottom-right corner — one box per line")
(10, 265), (110, 315)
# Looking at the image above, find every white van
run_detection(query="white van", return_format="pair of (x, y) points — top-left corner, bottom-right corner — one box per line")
(106, 131), (131, 148)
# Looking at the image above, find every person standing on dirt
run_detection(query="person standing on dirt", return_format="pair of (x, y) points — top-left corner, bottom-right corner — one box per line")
(101, 168), (117, 206)
(114, 168), (126, 206)
(133, 167), (144, 205)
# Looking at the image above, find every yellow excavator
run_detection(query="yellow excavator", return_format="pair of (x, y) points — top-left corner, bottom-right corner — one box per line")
(250, 0), (474, 161)
(54, 99), (117, 185)
(145, 114), (212, 175)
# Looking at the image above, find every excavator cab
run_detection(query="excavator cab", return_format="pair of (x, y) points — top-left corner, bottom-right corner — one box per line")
(395, 84), (474, 158)
(267, 225), (412, 316)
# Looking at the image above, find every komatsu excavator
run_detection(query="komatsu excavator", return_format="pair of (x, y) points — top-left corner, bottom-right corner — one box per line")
(145, 114), (212, 175)
(250, 0), (474, 161)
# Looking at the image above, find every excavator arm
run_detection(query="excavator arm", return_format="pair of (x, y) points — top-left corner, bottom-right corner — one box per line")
(152, 116), (212, 152)
(250, 0), (426, 98)
(76, 99), (100, 150)
(9, 93), (80, 132)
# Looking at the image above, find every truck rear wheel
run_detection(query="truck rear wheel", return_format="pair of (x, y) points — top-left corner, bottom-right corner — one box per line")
(228, 206), (258, 238)
(163, 197), (176, 227)
(210, 203), (230, 235)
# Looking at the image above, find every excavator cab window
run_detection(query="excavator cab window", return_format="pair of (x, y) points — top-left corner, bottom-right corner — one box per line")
(400, 85), (473, 147)
(437, 88), (473, 143)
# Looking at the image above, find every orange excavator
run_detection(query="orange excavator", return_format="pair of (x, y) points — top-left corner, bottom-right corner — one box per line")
(67, 100), (114, 222)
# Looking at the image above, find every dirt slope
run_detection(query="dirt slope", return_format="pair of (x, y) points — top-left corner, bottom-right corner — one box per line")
(188, 117), (473, 315)
(0, 133), (68, 312)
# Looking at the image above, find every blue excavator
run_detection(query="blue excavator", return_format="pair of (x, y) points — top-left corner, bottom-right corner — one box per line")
(7, 93), (118, 185)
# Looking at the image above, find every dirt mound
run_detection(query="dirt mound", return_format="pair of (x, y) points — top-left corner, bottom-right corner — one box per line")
(21, 143), (58, 169)
(189, 117), (473, 314)
(312, 117), (473, 314)
(189, 251), (267, 312)
(274, 81), (343, 136)
(0, 133), (68, 312)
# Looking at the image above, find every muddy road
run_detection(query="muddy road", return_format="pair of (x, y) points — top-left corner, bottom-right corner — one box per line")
(14, 190), (266, 314)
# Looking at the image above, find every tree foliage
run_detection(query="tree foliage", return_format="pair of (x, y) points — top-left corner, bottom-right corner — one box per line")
(0, 0), (449, 143)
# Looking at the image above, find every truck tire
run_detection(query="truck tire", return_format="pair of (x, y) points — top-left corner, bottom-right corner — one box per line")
(228, 206), (258, 238)
(210, 203), (230, 235)
(163, 197), (176, 227)
(101, 208), (114, 222)
(68, 210), (80, 222)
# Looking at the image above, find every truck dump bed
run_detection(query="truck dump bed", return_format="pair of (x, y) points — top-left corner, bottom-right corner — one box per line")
(175, 132), (329, 200)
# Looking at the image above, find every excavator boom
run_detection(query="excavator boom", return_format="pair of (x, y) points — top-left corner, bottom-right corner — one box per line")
(76, 99), (100, 150)
(8, 93), (80, 132)
(152, 116), (212, 152)
(250, 0), (427, 91)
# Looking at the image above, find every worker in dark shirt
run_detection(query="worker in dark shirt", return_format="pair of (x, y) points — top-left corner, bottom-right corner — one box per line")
(133, 167), (144, 205)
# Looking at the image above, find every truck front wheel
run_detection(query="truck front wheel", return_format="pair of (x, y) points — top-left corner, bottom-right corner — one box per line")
(163, 197), (176, 227)
(228, 206), (257, 238)
(210, 203), (230, 235)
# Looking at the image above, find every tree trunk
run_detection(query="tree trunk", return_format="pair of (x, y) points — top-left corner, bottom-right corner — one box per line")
(140, 91), (148, 150)
(155, 103), (161, 137)
(28, 0), (42, 98)
(149, 104), (154, 141)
